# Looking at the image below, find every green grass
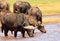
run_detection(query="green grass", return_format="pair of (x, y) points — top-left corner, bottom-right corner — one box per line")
(2, 0), (60, 16)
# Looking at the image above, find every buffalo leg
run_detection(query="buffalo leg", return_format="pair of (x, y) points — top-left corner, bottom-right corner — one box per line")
(33, 30), (34, 34)
(21, 30), (25, 37)
(4, 30), (8, 36)
(14, 29), (17, 37)
(1, 25), (4, 33)
(11, 31), (13, 34)
(1, 24), (5, 33)
(27, 29), (34, 37)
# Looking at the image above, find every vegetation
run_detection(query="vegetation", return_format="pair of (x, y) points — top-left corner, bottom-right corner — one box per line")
(6, 0), (60, 16)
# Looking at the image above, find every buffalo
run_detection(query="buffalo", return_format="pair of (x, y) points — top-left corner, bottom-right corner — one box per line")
(26, 7), (46, 33)
(13, 1), (31, 14)
(1, 13), (37, 37)
(0, 1), (9, 12)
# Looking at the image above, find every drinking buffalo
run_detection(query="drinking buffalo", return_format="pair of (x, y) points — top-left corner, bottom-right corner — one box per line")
(26, 7), (46, 33)
(1, 13), (37, 37)
(13, 1), (31, 14)
(0, 1), (9, 12)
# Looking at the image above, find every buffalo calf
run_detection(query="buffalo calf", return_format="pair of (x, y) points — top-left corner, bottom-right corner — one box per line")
(0, 1), (9, 12)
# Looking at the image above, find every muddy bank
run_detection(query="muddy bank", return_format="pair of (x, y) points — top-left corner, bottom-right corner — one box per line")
(42, 15), (60, 24)
(43, 15), (60, 18)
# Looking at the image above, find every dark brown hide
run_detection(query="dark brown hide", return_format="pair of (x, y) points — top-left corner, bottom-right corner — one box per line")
(13, 1), (31, 14)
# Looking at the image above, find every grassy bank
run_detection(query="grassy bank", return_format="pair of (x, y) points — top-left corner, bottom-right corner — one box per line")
(6, 0), (60, 16)
(43, 18), (60, 24)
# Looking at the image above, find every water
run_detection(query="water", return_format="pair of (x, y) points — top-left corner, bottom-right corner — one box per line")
(43, 15), (60, 18)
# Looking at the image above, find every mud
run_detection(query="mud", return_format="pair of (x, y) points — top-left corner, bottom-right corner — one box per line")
(0, 22), (60, 41)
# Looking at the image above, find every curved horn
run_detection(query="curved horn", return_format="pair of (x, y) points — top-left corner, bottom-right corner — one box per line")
(24, 26), (37, 30)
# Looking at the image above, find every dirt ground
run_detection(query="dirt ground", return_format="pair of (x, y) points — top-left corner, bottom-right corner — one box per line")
(0, 22), (60, 41)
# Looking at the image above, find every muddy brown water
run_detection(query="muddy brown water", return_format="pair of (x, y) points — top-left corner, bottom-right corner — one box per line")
(0, 15), (60, 41)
